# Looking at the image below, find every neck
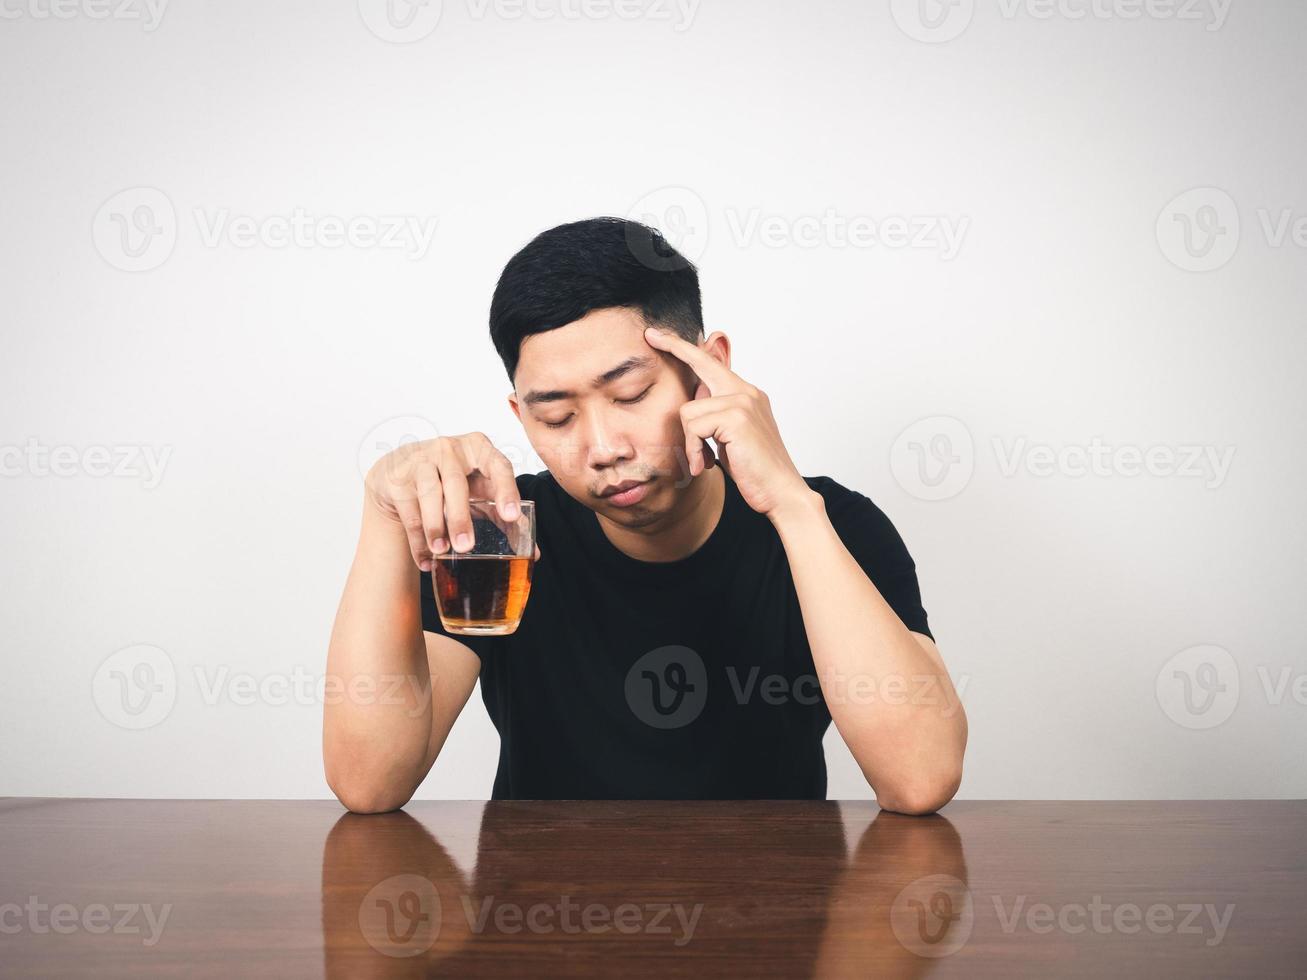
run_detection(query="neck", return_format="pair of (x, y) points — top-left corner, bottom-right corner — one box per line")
(594, 465), (726, 563)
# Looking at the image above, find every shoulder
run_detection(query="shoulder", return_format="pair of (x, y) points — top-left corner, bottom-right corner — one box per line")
(515, 469), (554, 500)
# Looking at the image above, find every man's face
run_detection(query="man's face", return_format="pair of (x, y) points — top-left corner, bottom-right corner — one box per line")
(509, 307), (714, 527)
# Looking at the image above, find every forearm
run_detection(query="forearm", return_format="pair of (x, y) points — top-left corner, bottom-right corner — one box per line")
(771, 491), (967, 814)
(323, 493), (435, 811)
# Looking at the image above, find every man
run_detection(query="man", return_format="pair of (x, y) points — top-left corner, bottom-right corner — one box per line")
(324, 217), (966, 813)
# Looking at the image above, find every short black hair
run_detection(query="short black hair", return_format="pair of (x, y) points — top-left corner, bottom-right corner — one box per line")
(489, 217), (704, 383)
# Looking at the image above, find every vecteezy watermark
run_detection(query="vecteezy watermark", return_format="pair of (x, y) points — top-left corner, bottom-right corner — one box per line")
(1156, 187), (1240, 272)
(92, 645), (444, 730)
(93, 188), (439, 272)
(890, 417), (1236, 501)
(357, 0), (444, 43)
(92, 187), (177, 273)
(0, 897), (173, 947)
(462, 895), (704, 945)
(1157, 187), (1307, 272)
(891, 0), (1231, 44)
(890, 417), (976, 502)
(357, 0), (701, 43)
(890, 874), (974, 957)
(357, 416), (442, 484)
(624, 645), (708, 729)
(193, 665), (435, 714)
(725, 666), (969, 716)
(1157, 645), (1307, 730)
(890, 876), (1235, 956)
(191, 208), (437, 259)
(92, 645), (177, 730)
(991, 895), (1234, 947)
(1156, 644), (1238, 729)
(623, 645), (968, 728)
(991, 437), (1235, 489)
(0, 0), (170, 31)
(357, 877), (703, 955)
(626, 187), (970, 266)
(0, 438), (172, 489)
(359, 875), (442, 958)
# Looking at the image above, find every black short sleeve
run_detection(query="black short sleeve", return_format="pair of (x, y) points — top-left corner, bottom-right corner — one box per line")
(810, 478), (934, 642)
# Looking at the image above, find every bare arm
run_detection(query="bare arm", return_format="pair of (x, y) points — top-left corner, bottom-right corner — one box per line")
(772, 491), (967, 815)
(323, 433), (528, 814)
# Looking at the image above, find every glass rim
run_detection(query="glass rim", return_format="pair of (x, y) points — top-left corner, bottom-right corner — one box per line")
(466, 498), (534, 509)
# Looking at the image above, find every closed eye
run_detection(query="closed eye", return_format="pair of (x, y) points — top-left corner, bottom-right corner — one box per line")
(540, 385), (654, 429)
(617, 384), (654, 405)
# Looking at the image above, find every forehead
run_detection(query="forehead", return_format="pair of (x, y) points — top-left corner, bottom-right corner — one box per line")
(515, 307), (657, 390)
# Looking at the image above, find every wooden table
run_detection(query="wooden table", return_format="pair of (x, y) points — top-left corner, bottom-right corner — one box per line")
(0, 799), (1302, 977)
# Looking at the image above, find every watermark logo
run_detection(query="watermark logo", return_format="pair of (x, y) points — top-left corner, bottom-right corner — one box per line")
(890, 0), (975, 44)
(1157, 187), (1240, 272)
(993, 437), (1235, 489)
(993, 895), (1233, 946)
(891, 874), (974, 957)
(625, 188), (968, 267)
(0, 898), (172, 946)
(893, 0), (1233, 42)
(92, 644), (177, 730)
(359, 874), (441, 957)
(95, 189), (439, 271)
(1156, 644), (1239, 730)
(0, 0), (170, 31)
(626, 186), (711, 270)
(890, 416), (975, 502)
(0, 439), (172, 489)
(358, 0), (444, 42)
(892, 421), (1236, 501)
(93, 187), (177, 273)
(462, 895), (702, 944)
(624, 645), (707, 729)
(357, 416), (442, 484)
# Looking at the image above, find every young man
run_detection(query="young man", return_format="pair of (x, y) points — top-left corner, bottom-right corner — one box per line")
(324, 218), (967, 813)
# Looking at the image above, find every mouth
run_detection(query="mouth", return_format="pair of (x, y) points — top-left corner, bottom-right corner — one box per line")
(598, 477), (654, 507)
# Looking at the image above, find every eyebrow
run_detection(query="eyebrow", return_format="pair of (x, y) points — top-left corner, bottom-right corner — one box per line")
(521, 354), (657, 407)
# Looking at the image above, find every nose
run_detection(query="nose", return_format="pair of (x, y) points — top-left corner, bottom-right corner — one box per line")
(582, 407), (635, 471)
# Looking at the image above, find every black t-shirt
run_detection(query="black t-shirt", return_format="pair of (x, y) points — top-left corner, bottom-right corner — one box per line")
(420, 468), (932, 801)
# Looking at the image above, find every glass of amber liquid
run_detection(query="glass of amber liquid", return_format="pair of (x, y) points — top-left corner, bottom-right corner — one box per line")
(431, 499), (535, 636)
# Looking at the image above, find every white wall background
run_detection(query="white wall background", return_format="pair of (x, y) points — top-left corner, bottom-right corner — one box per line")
(1, 0), (1303, 801)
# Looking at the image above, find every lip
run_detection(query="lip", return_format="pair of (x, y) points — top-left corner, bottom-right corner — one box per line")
(600, 478), (653, 507)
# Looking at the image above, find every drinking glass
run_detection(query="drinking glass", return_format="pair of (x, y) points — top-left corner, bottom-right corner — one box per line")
(430, 499), (535, 636)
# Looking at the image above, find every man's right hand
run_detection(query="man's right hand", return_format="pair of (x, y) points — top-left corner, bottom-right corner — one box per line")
(364, 432), (538, 572)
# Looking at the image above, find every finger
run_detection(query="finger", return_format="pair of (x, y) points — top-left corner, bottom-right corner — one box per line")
(393, 493), (433, 571)
(642, 326), (739, 396)
(680, 407), (721, 478)
(680, 407), (740, 477)
(533, 543), (541, 561)
(467, 434), (522, 521)
(677, 391), (734, 476)
(437, 440), (474, 552)
(413, 460), (447, 555)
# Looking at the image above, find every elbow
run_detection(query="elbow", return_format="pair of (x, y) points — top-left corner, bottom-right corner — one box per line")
(874, 764), (963, 817)
(327, 774), (413, 815)
(324, 753), (416, 815)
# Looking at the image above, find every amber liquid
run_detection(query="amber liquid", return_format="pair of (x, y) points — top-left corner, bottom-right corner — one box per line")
(432, 555), (534, 635)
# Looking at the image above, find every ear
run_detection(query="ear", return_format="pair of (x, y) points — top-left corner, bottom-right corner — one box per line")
(507, 392), (522, 423)
(701, 330), (732, 373)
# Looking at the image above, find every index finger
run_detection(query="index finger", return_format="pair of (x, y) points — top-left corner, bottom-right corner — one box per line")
(642, 326), (739, 396)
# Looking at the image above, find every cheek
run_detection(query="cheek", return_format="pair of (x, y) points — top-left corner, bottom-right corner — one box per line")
(644, 398), (689, 459)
